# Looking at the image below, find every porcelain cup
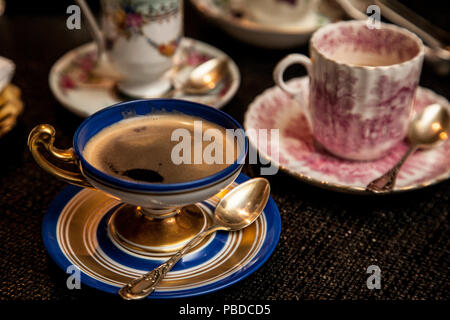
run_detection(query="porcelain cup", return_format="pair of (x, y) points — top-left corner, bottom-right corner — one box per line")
(28, 98), (247, 214)
(77, 0), (183, 98)
(274, 20), (424, 160)
(28, 99), (247, 254)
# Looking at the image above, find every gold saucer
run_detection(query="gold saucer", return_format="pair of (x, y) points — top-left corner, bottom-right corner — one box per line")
(0, 84), (23, 138)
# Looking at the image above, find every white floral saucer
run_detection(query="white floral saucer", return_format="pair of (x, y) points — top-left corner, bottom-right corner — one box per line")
(244, 77), (450, 194)
(190, 0), (338, 49)
(49, 38), (240, 117)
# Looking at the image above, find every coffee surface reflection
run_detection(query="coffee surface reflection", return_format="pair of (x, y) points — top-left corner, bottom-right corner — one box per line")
(83, 114), (238, 184)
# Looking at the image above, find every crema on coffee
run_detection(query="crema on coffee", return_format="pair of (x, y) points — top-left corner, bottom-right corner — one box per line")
(83, 114), (239, 184)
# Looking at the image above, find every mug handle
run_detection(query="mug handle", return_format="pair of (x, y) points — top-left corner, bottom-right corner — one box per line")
(28, 124), (92, 188)
(273, 54), (312, 96)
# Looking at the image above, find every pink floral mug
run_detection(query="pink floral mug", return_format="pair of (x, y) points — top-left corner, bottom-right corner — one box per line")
(274, 20), (425, 161)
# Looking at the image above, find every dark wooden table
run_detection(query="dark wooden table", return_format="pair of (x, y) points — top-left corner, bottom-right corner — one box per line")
(0, 2), (449, 301)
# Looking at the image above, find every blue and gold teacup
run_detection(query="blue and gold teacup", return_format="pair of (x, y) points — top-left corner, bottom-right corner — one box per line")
(29, 99), (247, 254)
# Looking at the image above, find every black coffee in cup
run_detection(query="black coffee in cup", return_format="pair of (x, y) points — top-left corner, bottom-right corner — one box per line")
(83, 114), (238, 184)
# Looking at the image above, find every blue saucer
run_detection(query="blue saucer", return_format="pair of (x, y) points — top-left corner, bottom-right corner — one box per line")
(42, 174), (281, 298)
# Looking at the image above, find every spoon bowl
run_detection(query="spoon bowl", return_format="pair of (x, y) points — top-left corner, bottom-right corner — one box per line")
(185, 57), (229, 94)
(367, 103), (449, 193)
(408, 103), (450, 146)
(164, 57), (229, 97)
(214, 178), (271, 231)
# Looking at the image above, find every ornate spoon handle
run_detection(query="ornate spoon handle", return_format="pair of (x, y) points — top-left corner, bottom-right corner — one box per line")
(366, 146), (417, 193)
(118, 225), (221, 300)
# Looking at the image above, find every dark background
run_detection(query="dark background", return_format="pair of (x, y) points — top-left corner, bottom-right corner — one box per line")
(0, 0), (448, 301)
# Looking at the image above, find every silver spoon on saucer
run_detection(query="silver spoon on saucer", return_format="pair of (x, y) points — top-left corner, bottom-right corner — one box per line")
(118, 177), (270, 300)
(366, 103), (449, 193)
(163, 57), (229, 98)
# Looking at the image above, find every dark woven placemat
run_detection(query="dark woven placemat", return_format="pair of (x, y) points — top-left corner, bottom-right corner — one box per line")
(0, 3), (449, 301)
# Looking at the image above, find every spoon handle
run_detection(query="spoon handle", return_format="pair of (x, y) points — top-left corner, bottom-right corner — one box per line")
(366, 146), (417, 193)
(118, 225), (221, 300)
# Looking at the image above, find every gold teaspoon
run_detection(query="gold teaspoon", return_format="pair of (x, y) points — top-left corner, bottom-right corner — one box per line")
(118, 178), (271, 300)
(366, 103), (449, 193)
(164, 57), (229, 97)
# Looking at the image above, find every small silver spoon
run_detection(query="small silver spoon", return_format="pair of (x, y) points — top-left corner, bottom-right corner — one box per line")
(118, 177), (270, 300)
(164, 57), (229, 97)
(366, 103), (449, 193)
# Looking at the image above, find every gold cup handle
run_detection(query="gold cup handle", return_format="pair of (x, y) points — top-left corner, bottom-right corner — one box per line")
(28, 124), (92, 188)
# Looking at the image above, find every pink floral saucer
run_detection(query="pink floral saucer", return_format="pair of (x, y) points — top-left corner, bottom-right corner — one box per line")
(49, 38), (240, 117)
(244, 77), (450, 194)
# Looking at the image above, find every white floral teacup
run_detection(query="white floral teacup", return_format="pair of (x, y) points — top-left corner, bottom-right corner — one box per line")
(77, 0), (183, 98)
(274, 20), (425, 161)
